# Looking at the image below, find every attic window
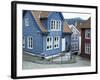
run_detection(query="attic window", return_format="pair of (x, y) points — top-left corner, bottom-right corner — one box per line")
(25, 17), (30, 26)
(51, 20), (53, 29)
(50, 20), (61, 31)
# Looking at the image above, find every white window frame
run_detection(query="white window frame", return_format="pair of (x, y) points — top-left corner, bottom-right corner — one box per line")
(71, 34), (75, 40)
(27, 36), (33, 49)
(85, 29), (91, 39)
(75, 34), (79, 40)
(23, 36), (25, 48)
(54, 20), (57, 31)
(75, 43), (78, 50)
(25, 17), (30, 26)
(71, 42), (78, 50)
(50, 20), (55, 31)
(58, 20), (61, 31)
(71, 44), (74, 50)
(54, 36), (60, 49)
(75, 35), (77, 40)
(50, 20), (54, 30)
(50, 20), (61, 31)
(46, 36), (53, 50)
(85, 43), (91, 54)
(56, 20), (59, 31)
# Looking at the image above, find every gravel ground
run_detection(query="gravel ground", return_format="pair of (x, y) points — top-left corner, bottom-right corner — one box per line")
(22, 52), (90, 69)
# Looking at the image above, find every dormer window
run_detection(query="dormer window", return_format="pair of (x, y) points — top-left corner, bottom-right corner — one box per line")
(58, 20), (61, 30)
(50, 20), (61, 31)
(25, 17), (30, 26)
(51, 20), (53, 29)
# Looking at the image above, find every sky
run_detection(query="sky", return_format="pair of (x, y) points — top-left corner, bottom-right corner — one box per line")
(62, 12), (91, 20)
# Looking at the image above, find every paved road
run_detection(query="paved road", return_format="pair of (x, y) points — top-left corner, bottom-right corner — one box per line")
(22, 53), (90, 69)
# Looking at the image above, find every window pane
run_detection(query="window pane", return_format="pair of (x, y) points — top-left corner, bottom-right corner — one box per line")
(51, 20), (53, 29)
(47, 38), (49, 42)
(57, 21), (58, 29)
(23, 37), (25, 48)
(25, 18), (29, 26)
(50, 37), (51, 41)
(46, 36), (53, 50)
(50, 45), (51, 48)
(55, 37), (56, 40)
(47, 46), (49, 49)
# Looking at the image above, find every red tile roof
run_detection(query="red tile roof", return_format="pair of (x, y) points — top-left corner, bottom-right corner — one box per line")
(63, 22), (72, 33)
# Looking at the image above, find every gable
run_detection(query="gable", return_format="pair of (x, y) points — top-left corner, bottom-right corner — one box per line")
(63, 22), (72, 33)
(48, 12), (64, 21)
(31, 11), (48, 33)
(24, 10), (72, 34)
(23, 11), (42, 33)
(69, 25), (80, 34)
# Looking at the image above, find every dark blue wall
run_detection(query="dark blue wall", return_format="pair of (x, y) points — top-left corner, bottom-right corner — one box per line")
(23, 11), (72, 57)
(23, 11), (43, 55)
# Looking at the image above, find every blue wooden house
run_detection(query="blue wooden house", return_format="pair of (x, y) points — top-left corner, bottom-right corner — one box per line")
(69, 25), (80, 54)
(23, 10), (72, 58)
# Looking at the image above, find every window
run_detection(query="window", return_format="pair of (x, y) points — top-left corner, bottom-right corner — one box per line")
(25, 17), (30, 26)
(71, 42), (78, 50)
(46, 36), (53, 50)
(75, 43), (78, 50)
(85, 43), (91, 54)
(23, 37), (25, 48)
(71, 44), (74, 50)
(72, 34), (78, 40)
(27, 36), (33, 49)
(51, 20), (53, 29)
(58, 20), (61, 30)
(75, 34), (79, 40)
(71, 28), (75, 33)
(56, 21), (59, 29)
(71, 34), (75, 40)
(50, 20), (61, 31)
(54, 20), (56, 29)
(85, 29), (91, 39)
(75, 35), (79, 40)
(50, 20), (54, 30)
(54, 36), (60, 49)
(72, 43), (75, 50)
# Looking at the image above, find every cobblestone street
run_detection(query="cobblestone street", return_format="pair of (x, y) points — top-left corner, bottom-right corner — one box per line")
(22, 52), (90, 69)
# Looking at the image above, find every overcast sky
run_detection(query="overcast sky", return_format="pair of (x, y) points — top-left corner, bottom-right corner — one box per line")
(62, 12), (91, 20)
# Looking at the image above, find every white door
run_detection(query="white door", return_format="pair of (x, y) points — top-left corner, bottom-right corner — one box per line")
(78, 36), (81, 55)
(62, 38), (66, 51)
